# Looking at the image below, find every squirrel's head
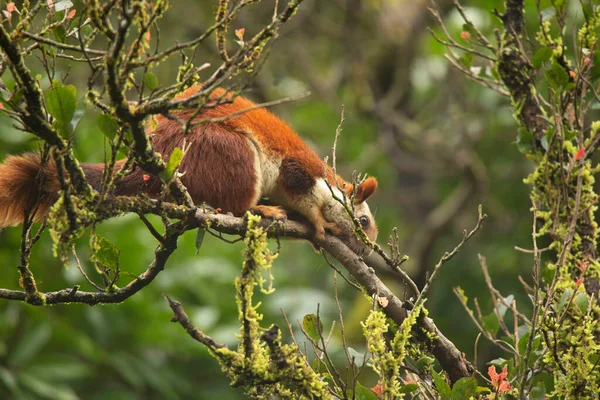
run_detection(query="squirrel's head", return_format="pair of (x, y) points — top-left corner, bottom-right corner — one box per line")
(322, 177), (378, 255)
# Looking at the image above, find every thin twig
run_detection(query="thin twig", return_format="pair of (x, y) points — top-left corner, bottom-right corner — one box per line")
(415, 205), (487, 305)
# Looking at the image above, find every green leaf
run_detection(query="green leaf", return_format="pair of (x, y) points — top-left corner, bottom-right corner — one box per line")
(518, 331), (530, 355)
(551, 0), (566, 15)
(565, 129), (578, 140)
(399, 383), (418, 394)
(461, 24), (477, 37)
(545, 126), (555, 146)
(530, 382), (546, 400)
(532, 47), (553, 68)
(118, 145), (130, 157)
(455, 286), (468, 304)
(516, 128), (534, 155)
(91, 234), (120, 270)
(303, 314), (322, 342)
(144, 72), (159, 91)
(10, 87), (25, 106)
(546, 61), (569, 89)
(490, 66), (501, 80)
(160, 147), (184, 182)
(52, 25), (67, 43)
(414, 355), (435, 371)
(488, 358), (507, 367)
(591, 52), (600, 80)
(432, 371), (451, 399)
(582, 2), (594, 19)
(311, 357), (322, 373)
(354, 382), (379, 400)
(496, 294), (514, 317)
(54, 0), (74, 11)
(458, 52), (474, 69)
(98, 113), (118, 140)
(195, 228), (206, 255)
(541, 7), (555, 21)
(557, 288), (574, 311)
(451, 377), (477, 400)
(575, 291), (589, 313)
(347, 347), (366, 366)
(540, 134), (548, 151)
(46, 80), (77, 137)
(542, 263), (556, 284)
(482, 312), (500, 336)
(499, 337), (517, 354)
(518, 332), (540, 366)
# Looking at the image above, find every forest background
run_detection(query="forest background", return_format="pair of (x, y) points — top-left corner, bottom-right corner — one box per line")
(0, 0), (572, 398)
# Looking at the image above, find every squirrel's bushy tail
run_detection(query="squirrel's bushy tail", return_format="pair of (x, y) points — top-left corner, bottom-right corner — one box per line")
(0, 153), (140, 228)
(0, 153), (61, 228)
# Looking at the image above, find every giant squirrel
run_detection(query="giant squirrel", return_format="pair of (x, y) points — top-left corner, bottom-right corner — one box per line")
(0, 85), (378, 249)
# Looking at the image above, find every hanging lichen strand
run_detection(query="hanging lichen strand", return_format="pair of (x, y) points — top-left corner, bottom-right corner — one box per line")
(361, 303), (425, 398)
(212, 214), (331, 399)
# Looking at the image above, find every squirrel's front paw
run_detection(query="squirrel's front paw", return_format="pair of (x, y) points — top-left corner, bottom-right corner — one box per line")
(249, 205), (287, 221)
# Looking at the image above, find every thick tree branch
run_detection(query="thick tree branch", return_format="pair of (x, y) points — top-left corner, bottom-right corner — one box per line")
(188, 210), (473, 383)
(1, 222), (183, 305)
(496, 0), (547, 140)
(0, 202), (473, 382)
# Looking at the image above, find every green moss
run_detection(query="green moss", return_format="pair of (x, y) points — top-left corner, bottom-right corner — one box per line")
(361, 304), (424, 398)
(523, 116), (600, 400)
(209, 213), (331, 399)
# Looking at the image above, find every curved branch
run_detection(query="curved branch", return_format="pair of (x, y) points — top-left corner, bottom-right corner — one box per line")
(188, 209), (474, 383)
(0, 222), (183, 305)
(0, 202), (473, 383)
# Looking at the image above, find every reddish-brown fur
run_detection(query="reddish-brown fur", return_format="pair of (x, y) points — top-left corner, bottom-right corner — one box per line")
(0, 154), (60, 227)
(114, 85), (343, 213)
(0, 86), (375, 235)
(117, 118), (259, 215)
(174, 87), (328, 180)
(354, 177), (377, 203)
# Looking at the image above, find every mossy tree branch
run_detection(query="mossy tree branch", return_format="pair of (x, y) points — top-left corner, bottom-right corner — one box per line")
(0, 199), (474, 384)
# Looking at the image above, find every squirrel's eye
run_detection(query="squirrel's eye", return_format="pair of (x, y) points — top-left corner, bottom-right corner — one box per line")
(359, 216), (370, 228)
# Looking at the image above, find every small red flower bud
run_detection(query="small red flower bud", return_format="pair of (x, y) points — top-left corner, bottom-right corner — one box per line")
(235, 28), (245, 41)
(460, 31), (471, 40)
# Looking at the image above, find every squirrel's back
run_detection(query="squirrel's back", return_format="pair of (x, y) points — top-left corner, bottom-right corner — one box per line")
(0, 87), (362, 231)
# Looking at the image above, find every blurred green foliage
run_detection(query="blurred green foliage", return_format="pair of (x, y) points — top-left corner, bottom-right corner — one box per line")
(0, 0), (589, 398)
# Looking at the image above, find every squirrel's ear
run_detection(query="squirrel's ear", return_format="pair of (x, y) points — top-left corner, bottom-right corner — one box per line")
(355, 177), (377, 204)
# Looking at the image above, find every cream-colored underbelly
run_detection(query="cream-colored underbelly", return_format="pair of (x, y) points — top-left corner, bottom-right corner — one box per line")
(245, 136), (282, 201)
